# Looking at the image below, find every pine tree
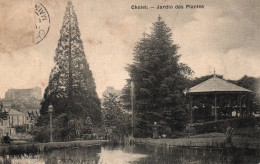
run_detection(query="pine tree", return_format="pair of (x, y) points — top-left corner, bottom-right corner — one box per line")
(37, 1), (101, 141)
(125, 16), (192, 137)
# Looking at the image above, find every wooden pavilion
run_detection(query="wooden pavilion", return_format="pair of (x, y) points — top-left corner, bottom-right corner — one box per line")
(186, 75), (252, 123)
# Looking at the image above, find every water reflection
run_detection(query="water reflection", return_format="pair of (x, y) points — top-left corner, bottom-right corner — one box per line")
(98, 147), (147, 164)
(134, 144), (260, 164)
(0, 144), (259, 164)
(45, 146), (101, 163)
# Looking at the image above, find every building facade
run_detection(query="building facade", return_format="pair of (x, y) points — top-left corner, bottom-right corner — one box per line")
(0, 108), (27, 136)
(5, 87), (42, 100)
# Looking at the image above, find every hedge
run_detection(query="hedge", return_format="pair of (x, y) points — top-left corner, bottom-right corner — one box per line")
(186, 117), (259, 135)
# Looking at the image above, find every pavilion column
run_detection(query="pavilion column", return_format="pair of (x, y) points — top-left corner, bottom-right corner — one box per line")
(239, 95), (242, 117)
(246, 94), (250, 116)
(214, 93), (217, 121)
(228, 98), (232, 117)
(189, 96), (193, 124)
(235, 95), (238, 117)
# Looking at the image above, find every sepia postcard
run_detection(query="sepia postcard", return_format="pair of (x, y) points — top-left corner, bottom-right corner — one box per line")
(0, 0), (259, 163)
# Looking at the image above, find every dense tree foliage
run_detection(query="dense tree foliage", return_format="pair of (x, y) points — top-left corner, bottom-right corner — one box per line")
(0, 101), (8, 120)
(124, 16), (193, 137)
(233, 76), (260, 113)
(102, 93), (131, 137)
(120, 80), (131, 111)
(35, 2), (101, 141)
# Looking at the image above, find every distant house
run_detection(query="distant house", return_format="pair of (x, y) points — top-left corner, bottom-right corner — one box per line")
(102, 86), (121, 97)
(0, 109), (27, 136)
(8, 109), (27, 127)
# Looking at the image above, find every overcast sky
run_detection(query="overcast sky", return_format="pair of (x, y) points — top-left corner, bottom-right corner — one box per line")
(0, 0), (260, 98)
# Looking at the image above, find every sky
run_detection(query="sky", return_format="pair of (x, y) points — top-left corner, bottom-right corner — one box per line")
(0, 0), (260, 98)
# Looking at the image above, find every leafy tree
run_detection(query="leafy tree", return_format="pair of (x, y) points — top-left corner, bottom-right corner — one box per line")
(14, 125), (27, 133)
(0, 111), (9, 120)
(0, 101), (8, 120)
(31, 115), (51, 142)
(102, 93), (131, 141)
(124, 16), (193, 137)
(36, 2), (101, 141)
(235, 76), (260, 113)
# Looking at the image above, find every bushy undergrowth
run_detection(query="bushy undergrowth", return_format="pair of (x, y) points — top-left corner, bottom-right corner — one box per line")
(187, 117), (258, 135)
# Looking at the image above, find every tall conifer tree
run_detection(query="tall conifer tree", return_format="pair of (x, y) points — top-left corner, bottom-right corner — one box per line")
(40, 1), (101, 126)
(125, 16), (192, 137)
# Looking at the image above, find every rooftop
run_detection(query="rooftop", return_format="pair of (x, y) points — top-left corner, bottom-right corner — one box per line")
(188, 76), (252, 94)
(8, 109), (26, 116)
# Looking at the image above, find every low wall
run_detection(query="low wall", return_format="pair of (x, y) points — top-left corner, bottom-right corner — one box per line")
(134, 137), (260, 150)
(0, 140), (108, 155)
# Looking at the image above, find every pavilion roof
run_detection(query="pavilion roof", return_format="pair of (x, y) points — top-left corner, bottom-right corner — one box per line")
(187, 76), (252, 94)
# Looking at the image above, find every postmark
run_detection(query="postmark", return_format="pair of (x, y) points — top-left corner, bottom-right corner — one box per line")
(35, 3), (50, 44)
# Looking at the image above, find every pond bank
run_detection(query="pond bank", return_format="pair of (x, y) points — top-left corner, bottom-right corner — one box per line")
(134, 136), (260, 150)
(0, 140), (108, 155)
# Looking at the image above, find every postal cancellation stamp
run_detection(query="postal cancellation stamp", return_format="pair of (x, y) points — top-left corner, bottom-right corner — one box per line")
(35, 2), (50, 44)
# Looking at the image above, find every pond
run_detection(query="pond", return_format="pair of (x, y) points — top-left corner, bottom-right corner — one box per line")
(0, 143), (259, 164)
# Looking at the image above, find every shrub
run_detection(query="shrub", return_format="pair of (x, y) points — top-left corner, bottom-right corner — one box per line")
(187, 117), (257, 135)
(14, 125), (27, 133)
